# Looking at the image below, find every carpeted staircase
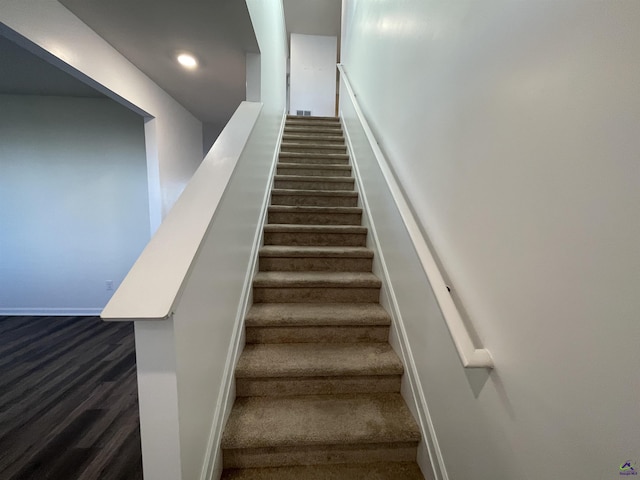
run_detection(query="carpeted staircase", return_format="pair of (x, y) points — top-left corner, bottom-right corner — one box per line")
(220, 116), (424, 479)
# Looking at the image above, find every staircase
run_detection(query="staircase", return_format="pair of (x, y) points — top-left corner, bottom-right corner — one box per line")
(220, 116), (424, 479)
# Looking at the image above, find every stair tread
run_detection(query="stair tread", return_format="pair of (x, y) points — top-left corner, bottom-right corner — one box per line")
(274, 175), (354, 183)
(253, 272), (381, 288)
(279, 152), (349, 159)
(264, 224), (367, 234)
(282, 143), (346, 149)
(268, 205), (361, 214)
(284, 127), (341, 130)
(284, 124), (340, 128)
(286, 115), (340, 125)
(221, 462), (424, 480)
(283, 131), (344, 138)
(221, 393), (421, 449)
(284, 122), (342, 133)
(236, 343), (402, 378)
(271, 189), (357, 197)
(282, 131), (344, 135)
(245, 303), (390, 327)
(286, 121), (341, 126)
(287, 115), (339, 121)
(260, 246), (373, 258)
(285, 121), (341, 125)
(277, 163), (351, 170)
(282, 134), (344, 141)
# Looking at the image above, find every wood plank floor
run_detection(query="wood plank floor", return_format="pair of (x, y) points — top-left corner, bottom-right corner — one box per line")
(0, 316), (142, 480)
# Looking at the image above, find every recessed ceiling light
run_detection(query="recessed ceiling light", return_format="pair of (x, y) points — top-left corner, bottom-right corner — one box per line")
(177, 53), (198, 69)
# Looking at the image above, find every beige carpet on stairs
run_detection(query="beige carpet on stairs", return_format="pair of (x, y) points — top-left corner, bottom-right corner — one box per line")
(220, 115), (425, 480)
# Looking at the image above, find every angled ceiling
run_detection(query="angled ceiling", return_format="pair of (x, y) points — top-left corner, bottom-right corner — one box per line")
(0, 35), (105, 97)
(6, 0), (342, 134)
(59, 0), (259, 130)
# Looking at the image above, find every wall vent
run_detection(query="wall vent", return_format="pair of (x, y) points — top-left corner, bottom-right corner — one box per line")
(296, 110), (312, 116)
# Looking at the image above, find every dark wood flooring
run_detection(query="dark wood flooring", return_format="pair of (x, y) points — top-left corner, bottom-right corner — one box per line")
(0, 316), (142, 480)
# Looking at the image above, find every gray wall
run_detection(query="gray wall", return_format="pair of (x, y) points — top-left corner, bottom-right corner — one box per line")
(0, 95), (149, 314)
(341, 1), (640, 479)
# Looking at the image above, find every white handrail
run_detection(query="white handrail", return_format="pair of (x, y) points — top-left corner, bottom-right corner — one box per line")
(338, 65), (493, 369)
(101, 102), (263, 321)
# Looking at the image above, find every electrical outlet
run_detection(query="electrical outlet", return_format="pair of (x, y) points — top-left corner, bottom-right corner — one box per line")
(105, 280), (114, 291)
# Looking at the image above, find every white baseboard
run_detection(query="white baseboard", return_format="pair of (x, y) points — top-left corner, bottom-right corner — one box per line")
(342, 117), (447, 480)
(200, 109), (287, 480)
(0, 307), (103, 316)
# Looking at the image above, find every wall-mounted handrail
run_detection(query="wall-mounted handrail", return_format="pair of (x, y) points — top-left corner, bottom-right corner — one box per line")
(338, 65), (493, 369)
(101, 102), (263, 322)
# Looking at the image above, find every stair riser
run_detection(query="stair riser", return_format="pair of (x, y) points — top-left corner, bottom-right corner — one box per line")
(285, 127), (342, 133)
(278, 155), (349, 165)
(253, 287), (380, 303)
(245, 326), (389, 344)
(273, 179), (354, 191)
(236, 375), (401, 397)
(284, 131), (343, 137)
(276, 166), (352, 177)
(268, 211), (362, 226)
(284, 129), (343, 137)
(259, 257), (372, 272)
(286, 116), (339, 121)
(222, 442), (418, 469)
(221, 463), (424, 480)
(282, 136), (345, 145)
(263, 232), (367, 247)
(281, 146), (347, 155)
(271, 194), (358, 207)
(286, 121), (342, 128)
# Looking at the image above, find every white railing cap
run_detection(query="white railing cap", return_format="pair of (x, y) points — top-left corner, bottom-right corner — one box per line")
(101, 102), (263, 321)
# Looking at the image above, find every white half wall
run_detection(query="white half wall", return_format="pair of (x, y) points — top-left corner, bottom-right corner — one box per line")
(0, 95), (149, 315)
(173, 103), (282, 480)
(289, 33), (336, 116)
(341, 1), (640, 479)
(0, 0), (204, 228)
(126, 1), (287, 478)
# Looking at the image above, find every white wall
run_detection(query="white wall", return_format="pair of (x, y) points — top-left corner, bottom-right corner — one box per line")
(247, 0), (287, 114)
(0, 0), (204, 231)
(246, 52), (261, 102)
(0, 95), (149, 315)
(289, 33), (336, 116)
(341, 1), (640, 479)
